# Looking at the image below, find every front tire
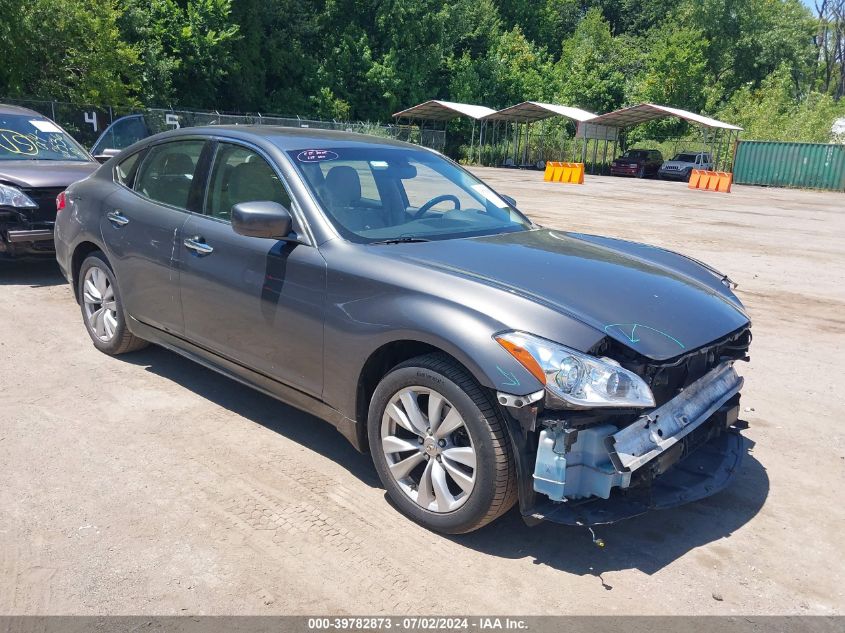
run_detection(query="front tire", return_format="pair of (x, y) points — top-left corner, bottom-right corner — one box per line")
(368, 353), (517, 534)
(78, 252), (148, 355)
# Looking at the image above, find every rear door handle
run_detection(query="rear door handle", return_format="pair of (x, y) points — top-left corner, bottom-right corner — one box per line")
(106, 210), (129, 226)
(184, 236), (213, 256)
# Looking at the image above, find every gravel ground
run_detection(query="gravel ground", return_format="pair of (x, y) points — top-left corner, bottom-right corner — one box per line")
(1, 172), (843, 615)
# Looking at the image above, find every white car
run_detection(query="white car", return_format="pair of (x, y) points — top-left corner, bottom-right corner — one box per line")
(658, 152), (713, 181)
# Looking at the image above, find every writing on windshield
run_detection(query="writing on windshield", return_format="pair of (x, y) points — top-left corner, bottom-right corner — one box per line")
(0, 116), (89, 161)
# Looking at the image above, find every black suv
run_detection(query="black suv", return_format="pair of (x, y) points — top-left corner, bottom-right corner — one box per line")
(0, 104), (98, 258)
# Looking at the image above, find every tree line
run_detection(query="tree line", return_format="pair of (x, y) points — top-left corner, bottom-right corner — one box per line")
(1, 0), (844, 142)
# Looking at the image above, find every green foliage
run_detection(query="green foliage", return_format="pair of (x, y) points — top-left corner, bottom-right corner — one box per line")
(689, 0), (817, 103)
(494, 0), (582, 52)
(631, 24), (708, 111)
(717, 66), (845, 142)
(556, 9), (629, 113)
(118, 0), (239, 107)
(0, 0), (138, 104)
(0, 0), (842, 144)
(490, 27), (555, 105)
(310, 87), (351, 121)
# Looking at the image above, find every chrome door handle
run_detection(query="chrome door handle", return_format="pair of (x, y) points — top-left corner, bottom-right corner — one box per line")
(106, 210), (129, 226)
(184, 237), (214, 255)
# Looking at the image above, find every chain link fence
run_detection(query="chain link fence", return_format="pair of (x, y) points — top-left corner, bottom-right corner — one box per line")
(2, 98), (445, 154)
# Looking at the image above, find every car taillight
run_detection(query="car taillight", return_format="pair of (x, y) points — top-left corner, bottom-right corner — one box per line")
(56, 191), (66, 212)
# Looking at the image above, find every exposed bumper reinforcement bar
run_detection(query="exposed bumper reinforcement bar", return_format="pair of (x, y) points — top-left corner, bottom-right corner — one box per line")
(607, 361), (743, 472)
(7, 229), (54, 243)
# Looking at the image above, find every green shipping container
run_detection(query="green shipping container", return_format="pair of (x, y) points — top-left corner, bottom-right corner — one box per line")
(733, 141), (845, 192)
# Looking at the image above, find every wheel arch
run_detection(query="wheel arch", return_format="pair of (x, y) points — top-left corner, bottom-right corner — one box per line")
(70, 240), (108, 302)
(353, 339), (493, 453)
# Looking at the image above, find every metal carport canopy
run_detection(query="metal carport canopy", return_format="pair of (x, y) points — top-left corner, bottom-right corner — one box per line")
(392, 100), (496, 121)
(587, 103), (742, 130)
(483, 101), (597, 123)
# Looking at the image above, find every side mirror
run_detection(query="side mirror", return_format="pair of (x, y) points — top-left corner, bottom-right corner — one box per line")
(231, 201), (293, 240)
(94, 149), (120, 163)
(500, 194), (517, 208)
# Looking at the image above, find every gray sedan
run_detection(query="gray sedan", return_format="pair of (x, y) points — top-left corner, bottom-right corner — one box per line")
(55, 127), (752, 534)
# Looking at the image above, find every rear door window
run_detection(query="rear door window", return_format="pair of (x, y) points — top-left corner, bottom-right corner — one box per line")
(134, 140), (206, 210)
(114, 151), (142, 187)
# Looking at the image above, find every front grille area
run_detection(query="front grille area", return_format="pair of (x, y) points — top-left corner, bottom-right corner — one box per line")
(19, 187), (64, 223)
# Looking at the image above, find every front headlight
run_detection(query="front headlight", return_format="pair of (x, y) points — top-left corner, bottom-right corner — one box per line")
(495, 331), (655, 409)
(0, 183), (38, 208)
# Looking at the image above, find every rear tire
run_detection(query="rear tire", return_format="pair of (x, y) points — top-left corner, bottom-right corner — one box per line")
(78, 252), (148, 355)
(368, 353), (517, 534)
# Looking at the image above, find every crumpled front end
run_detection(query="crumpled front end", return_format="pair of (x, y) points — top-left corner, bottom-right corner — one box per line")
(0, 186), (63, 257)
(499, 326), (751, 526)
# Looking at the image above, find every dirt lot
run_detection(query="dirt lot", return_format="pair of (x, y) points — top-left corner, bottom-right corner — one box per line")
(1, 172), (843, 615)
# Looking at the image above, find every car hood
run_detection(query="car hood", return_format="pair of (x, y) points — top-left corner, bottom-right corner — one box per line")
(386, 229), (749, 361)
(0, 160), (98, 188)
(661, 161), (695, 169)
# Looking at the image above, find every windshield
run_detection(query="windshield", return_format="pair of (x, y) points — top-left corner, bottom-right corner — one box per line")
(287, 146), (532, 243)
(621, 150), (649, 159)
(0, 114), (91, 162)
(673, 153), (698, 162)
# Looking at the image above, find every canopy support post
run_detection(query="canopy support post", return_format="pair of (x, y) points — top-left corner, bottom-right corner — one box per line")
(469, 119), (476, 165)
(539, 119), (546, 166)
(503, 122), (511, 167)
(601, 138), (609, 175)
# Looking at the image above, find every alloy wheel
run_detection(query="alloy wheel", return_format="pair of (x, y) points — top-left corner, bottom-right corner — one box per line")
(82, 266), (118, 342)
(380, 386), (477, 513)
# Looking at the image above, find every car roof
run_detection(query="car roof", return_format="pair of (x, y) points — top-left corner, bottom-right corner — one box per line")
(147, 125), (421, 151)
(0, 103), (47, 117)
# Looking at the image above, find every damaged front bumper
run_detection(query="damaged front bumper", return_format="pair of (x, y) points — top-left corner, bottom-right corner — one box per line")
(530, 427), (745, 526)
(502, 362), (747, 526)
(0, 212), (55, 257)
